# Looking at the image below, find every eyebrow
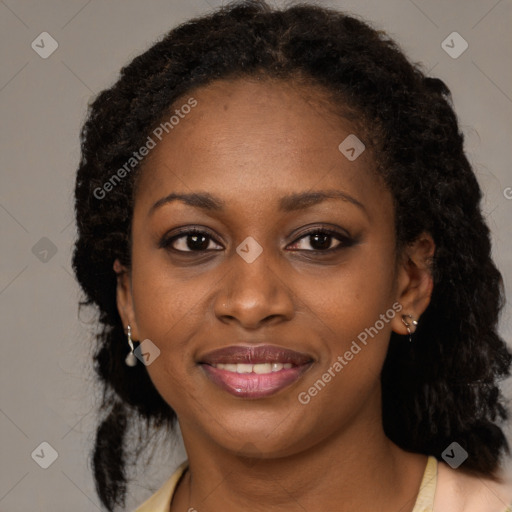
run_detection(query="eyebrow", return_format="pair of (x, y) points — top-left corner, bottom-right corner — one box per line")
(149, 189), (367, 216)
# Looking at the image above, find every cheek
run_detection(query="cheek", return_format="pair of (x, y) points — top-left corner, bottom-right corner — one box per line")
(298, 241), (398, 388)
(128, 250), (210, 408)
(300, 240), (397, 335)
(129, 232), (213, 342)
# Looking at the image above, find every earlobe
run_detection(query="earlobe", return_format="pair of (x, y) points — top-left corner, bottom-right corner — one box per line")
(113, 258), (139, 339)
(400, 314), (419, 342)
(391, 233), (435, 337)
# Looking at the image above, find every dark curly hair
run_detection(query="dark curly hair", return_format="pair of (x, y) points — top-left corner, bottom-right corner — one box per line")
(72, 1), (512, 509)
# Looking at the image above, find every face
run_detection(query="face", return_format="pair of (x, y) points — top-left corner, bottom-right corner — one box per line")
(116, 77), (431, 459)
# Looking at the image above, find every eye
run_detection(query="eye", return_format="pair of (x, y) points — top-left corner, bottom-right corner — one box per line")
(160, 226), (355, 254)
(287, 228), (354, 253)
(160, 228), (223, 253)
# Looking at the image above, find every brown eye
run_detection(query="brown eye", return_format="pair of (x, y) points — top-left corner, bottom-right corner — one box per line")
(160, 229), (223, 253)
(287, 229), (354, 252)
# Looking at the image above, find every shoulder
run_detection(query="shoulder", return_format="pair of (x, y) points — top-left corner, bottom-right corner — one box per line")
(134, 460), (189, 512)
(434, 460), (512, 512)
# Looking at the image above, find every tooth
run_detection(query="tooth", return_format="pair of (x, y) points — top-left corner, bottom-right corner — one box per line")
(253, 363), (272, 374)
(237, 363), (253, 373)
(215, 362), (292, 373)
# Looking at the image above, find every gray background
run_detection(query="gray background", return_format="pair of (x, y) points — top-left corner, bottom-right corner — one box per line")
(1, 0), (511, 510)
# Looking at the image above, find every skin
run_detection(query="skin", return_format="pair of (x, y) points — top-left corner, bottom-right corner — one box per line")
(115, 77), (435, 512)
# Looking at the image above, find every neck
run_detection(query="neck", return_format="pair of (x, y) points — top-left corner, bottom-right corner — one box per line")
(172, 395), (427, 512)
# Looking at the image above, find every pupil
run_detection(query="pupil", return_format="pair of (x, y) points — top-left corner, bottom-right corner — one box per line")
(188, 234), (209, 251)
(311, 233), (331, 250)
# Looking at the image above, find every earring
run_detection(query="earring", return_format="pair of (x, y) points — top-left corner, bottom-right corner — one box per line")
(125, 325), (137, 366)
(401, 314), (419, 343)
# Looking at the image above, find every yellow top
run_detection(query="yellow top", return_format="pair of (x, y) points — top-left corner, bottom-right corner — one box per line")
(134, 456), (512, 512)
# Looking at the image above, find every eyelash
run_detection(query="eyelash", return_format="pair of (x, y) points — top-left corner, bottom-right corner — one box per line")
(159, 226), (355, 255)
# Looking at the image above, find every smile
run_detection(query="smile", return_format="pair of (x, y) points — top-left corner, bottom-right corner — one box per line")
(210, 362), (293, 373)
(198, 344), (314, 399)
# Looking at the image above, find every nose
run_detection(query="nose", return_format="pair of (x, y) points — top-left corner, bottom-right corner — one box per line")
(213, 250), (295, 329)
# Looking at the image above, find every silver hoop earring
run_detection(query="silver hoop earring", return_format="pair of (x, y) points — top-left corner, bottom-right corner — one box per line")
(125, 325), (137, 366)
(401, 314), (418, 343)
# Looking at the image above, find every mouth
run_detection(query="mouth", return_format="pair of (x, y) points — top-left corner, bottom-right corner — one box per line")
(198, 344), (314, 399)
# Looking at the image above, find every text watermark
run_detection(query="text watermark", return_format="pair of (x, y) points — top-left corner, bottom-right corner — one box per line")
(93, 97), (197, 200)
(298, 302), (403, 405)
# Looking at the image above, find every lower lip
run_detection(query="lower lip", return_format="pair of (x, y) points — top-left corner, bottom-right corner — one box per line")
(200, 363), (312, 399)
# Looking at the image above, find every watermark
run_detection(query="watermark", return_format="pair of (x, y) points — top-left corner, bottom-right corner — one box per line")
(134, 339), (161, 366)
(31, 441), (59, 469)
(441, 32), (468, 59)
(441, 441), (468, 469)
(236, 236), (263, 263)
(338, 134), (365, 161)
(31, 32), (59, 59)
(93, 97), (198, 200)
(503, 187), (512, 200)
(32, 237), (57, 263)
(298, 302), (403, 405)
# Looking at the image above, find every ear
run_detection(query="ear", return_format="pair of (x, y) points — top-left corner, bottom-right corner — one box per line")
(113, 259), (140, 340)
(391, 232), (435, 336)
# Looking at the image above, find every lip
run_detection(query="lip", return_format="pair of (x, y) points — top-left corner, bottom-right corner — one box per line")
(199, 344), (313, 365)
(198, 344), (314, 399)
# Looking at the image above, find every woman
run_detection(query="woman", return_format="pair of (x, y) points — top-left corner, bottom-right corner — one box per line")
(72, 1), (512, 510)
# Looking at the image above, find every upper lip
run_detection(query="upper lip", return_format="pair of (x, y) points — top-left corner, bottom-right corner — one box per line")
(198, 344), (314, 366)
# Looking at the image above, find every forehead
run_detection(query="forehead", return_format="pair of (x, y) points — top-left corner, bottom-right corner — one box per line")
(134, 77), (389, 220)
